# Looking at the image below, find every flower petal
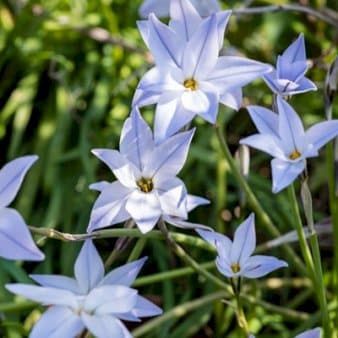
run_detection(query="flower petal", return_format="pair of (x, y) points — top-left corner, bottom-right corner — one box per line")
(131, 295), (163, 318)
(219, 87), (242, 110)
(241, 255), (288, 278)
(215, 11), (231, 50)
(207, 56), (272, 91)
(30, 306), (84, 338)
(89, 181), (110, 192)
(281, 33), (306, 64)
(246, 105), (279, 137)
(148, 13), (183, 68)
(230, 213), (256, 265)
(30, 275), (78, 293)
(196, 229), (231, 252)
(99, 257), (147, 287)
(183, 14), (218, 79)
(0, 155), (38, 208)
(295, 328), (321, 338)
(120, 107), (155, 171)
(74, 240), (104, 293)
(271, 158), (305, 193)
(84, 285), (137, 315)
(91, 149), (140, 188)
(144, 128), (194, 178)
(305, 120), (338, 151)
(81, 313), (128, 338)
(0, 207), (44, 261)
(277, 96), (305, 154)
(88, 182), (131, 232)
(216, 256), (234, 278)
(5, 283), (78, 309)
(125, 190), (161, 233)
(186, 194), (210, 212)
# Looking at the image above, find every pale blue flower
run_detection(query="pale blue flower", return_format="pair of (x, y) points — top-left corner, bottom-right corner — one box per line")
(263, 33), (316, 96)
(249, 327), (321, 338)
(134, 1), (272, 141)
(0, 156), (44, 261)
(6, 240), (162, 338)
(139, 0), (220, 18)
(240, 96), (338, 193)
(88, 107), (207, 234)
(197, 213), (287, 278)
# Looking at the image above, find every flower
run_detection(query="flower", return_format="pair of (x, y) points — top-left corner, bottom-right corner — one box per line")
(88, 107), (207, 234)
(139, 0), (220, 18)
(134, 0), (272, 141)
(249, 327), (321, 338)
(0, 156), (44, 261)
(197, 213), (287, 278)
(263, 33), (316, 96)
(6, 240), (162, 338)
(240, 96), (338, 193)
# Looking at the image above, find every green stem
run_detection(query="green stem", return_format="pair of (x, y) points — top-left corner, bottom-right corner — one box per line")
(232, 278), (250, 336)
(287, 185), (315, 280)
(215, 125), (306, 275)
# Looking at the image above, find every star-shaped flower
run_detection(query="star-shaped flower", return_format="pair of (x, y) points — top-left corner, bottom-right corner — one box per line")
(263, 33), (317, 96)
(139, 0), (220, 18)
(0, 156), (44, 261)
(88, 107), (207, 234)
(197, 213), (287, 278)
(134, 0), (272, 141)
(6, 240), (162, 338)
(249, 327), (321, 338)
(240, 96), (338, 193)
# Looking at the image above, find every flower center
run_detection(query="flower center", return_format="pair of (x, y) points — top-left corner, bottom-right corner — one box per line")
(231, 262), (241, 273)
(288, 149), (302, 160)
(136, 177), (154, 193)
(183, 78), (198, 91)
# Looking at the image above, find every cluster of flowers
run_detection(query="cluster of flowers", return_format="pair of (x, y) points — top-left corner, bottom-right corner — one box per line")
(2, 0), (338, 337)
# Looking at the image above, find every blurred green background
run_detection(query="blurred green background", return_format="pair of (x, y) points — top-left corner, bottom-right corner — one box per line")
(0, 0), (337, 337)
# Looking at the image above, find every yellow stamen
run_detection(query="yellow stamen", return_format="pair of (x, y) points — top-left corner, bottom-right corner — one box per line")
(183, 78), (198, 91)
(136, 177), (154, 193)
(231, 262), (241, 273)
(288, 149), (302, 160)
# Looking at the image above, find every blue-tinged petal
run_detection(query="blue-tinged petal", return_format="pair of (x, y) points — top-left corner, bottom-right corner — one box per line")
(154, 94), (195, 143)
(293, 77), (317, 94)
(192, 0), (220, 16)
(246, 105), (279, 137)
(277, 97), (306, 154)
(230, 213), (256, 265)
(99, 257), (147, 287)
(240, 134), (285, 159)
(119, 107), (155, 171)
(30, 306), (84, 338)
(181, 88), (211, 114)
(0, 208), (44, 261)
(125, 190), (161, 233)
(263, 70), (280, 94)
(144, 129), (194, 178)
(295, 328), (321, 338)
(92, 149), (140, 187)
(271, 158), (305, 193)
(186, 194), (210, 212)
(207, 56), (272, 91)
(215, 11), (231, 50)
(148, 13), (183, 68)
(6, 284), (78, 309)
(277, 58), (307, 83)
(88, 182), (131, 233)
(164, 215), (212, 230)
(131, 295), (163, 318)
(306, 120), (338, 151)
(241, 255), (288, 278)
(81, 313), (127, 338)
(89, 181), (110, 192)
(84, 285), (137, 315)
(169, 0), (202, 42)
(281, 33), (306, 64)
(74, 240), (104, 293)
(182, 14), (218, 79)
(137, 20), (150, 48)
(156, 176), (187, 218)
(139, 0), (169, 18)
(195, 82), (219, 123)
(196, 229), (231, 250)
(30, 275), (78, 293)
(216, 256), (234, 278)
(0, 155), (38, 208)
(219, 87), (242, 110)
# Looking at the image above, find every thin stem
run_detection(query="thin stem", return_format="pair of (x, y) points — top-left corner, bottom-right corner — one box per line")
(214, 125), (306, 275)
